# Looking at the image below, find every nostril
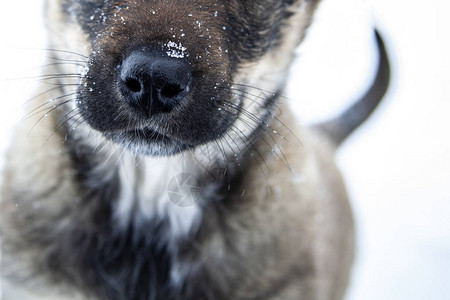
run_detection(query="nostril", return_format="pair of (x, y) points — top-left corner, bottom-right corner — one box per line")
(161, 84), (183, 99)
(119, 49), (192, 117)
(125, 77), (142, 93)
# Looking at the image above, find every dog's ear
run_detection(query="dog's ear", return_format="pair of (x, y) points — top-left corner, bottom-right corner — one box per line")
(283, 0), (321, 7)
(290, 0), (322, 47)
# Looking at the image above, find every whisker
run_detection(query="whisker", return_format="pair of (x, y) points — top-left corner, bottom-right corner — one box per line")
(64, 113), (86, 139)
(115, 141), (133, 168)
(54, 107), (83, 133)
(226, 93), (302, 145)
(27, 99), (78, 137)
(223, 131), (242, 162)
(212, 138), (231, 169)
(220, 102), (293, 172)
(45, 56), (88, 65)
(231, 83), (290, 101)
(228, 126), (271, 180)
(6, 73), (83, 81)
(103, 143), (121, 166)
(39, 82), (82, 88)
(95, 138), (113, 155)
(47, 113), (79, 144)
(222, 101), (287, 141)
(41, 61), (86, 68)
(23, 92), (80, 120)
(23, 100), (76, 128)
(23, 86), (76, 106)
(41, 109), (83, 148)
(217, 86), (278, 106)
(216, 108), (272, 171)
(42, 48), (89, 59)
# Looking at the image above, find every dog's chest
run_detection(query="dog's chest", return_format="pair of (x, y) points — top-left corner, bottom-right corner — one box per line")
(68, 151), (228, 299)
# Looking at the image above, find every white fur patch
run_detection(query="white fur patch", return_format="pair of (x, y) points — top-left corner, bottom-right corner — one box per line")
(136, 155), (203, 238)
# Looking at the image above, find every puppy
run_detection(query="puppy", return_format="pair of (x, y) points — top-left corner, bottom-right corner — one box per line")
(0, 0), (389, 299)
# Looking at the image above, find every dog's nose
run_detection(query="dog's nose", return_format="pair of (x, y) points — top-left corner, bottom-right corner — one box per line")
(118, 50), (192, 117)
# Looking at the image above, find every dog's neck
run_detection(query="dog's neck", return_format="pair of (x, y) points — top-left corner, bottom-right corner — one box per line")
(114, 154), (202, 238)
(66, 125), (243, 240)
(62, 125), (254, 293)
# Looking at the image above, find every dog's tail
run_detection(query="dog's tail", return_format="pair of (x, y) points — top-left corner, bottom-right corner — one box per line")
(314, 30), (390, 145)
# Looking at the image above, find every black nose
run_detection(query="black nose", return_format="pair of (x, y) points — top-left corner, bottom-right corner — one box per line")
(118, 50), (192, 117)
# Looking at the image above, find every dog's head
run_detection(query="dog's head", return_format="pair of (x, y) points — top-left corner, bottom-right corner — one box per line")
(46, 0), (319, 156)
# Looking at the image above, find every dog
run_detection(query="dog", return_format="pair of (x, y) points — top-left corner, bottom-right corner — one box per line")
(0, 0), (390, 299)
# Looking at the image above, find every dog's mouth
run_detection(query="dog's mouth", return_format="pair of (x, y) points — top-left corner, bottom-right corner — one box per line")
(104, 126), (193, 156)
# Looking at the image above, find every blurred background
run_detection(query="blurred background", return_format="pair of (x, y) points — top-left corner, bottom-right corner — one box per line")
(0, 0), (449, 299)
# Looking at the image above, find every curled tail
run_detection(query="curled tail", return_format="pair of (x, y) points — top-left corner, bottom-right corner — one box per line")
(315, 30), (391, 145)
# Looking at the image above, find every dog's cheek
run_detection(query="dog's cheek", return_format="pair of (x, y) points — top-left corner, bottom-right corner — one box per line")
(169, 89), (239, 145)
(62, 0), (107, 36)
(78, 56), (133, 132)
(227, 0), (319, 64)
(223, 0), (320, 143)
(225, 1), (286, 63)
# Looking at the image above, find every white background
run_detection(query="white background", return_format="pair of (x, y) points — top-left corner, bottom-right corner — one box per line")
(1, 0), (449, 299)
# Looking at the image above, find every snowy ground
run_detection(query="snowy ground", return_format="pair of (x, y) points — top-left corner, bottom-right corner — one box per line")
(1, 0), (449, 299)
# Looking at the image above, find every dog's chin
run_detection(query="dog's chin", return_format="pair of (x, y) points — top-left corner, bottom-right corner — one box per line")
(104, 127), (194, 157)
